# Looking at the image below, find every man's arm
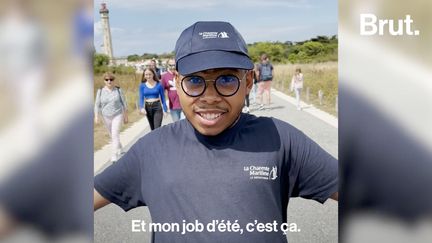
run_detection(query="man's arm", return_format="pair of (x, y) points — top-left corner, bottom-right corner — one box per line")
(330, 192), (338, 201)
(94, 189), (111, 211)
(164, 90), (170, 112)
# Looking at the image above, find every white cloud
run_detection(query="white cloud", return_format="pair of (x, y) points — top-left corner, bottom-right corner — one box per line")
(241, 25), (310, 43)
(110, 29), (180, 56)
(111, 27), (125, 33)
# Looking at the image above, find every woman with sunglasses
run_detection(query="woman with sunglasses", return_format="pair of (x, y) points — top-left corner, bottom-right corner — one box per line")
(94, 72), (128, 162)
(139, 68), (168, 130)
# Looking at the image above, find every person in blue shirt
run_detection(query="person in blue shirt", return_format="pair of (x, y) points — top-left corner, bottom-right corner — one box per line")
(139, 68), (167, 130)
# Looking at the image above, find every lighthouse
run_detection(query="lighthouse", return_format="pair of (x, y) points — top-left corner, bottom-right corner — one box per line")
(99, 3), (114, 65)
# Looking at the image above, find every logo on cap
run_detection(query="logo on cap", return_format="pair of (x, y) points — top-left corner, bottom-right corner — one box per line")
(198, 31), (230, 39)
(218, 32), (229, 38)
(175, 21), (254, 75)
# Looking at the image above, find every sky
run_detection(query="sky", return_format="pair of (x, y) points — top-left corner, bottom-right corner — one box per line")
(94, 0), (337, 57)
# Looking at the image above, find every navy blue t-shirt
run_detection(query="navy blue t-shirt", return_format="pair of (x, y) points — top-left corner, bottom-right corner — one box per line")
(95, 114), (338, 242)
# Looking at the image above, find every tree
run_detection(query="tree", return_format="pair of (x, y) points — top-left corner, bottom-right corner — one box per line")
(248, 42), (285, 63)
(94, 53), (109, 74)
(300, 42), (324, 56)
(159, 52), (175, 59)
(94, 53), (109, 67)
(127, 54), (141, 62)
(311, 36), (330, 43)
(284, 41), (293, 46)
(141, 53), (158, 60)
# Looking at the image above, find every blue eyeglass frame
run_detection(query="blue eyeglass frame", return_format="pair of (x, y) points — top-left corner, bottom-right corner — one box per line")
(181, 71), (248, 97)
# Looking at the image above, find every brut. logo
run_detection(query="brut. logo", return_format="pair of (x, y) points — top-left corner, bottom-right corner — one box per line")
(360, 14), (420, 36)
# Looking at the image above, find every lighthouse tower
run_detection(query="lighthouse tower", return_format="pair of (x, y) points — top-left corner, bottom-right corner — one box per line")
(99, 3), (114, 65)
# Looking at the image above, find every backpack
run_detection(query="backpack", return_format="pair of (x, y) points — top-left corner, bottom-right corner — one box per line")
(98, 86), (124, 107)
(259, 63), (273, 81)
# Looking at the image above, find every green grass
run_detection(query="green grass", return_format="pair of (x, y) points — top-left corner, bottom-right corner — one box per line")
(272, 62), (338, 116)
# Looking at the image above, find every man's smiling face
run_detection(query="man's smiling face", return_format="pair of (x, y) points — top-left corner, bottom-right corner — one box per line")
(176, 68), (253, 136)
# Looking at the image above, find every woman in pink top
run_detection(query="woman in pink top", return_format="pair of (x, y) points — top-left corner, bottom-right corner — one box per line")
(161, 59), (184, 122)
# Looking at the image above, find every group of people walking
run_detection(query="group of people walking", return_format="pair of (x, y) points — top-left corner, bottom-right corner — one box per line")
(94, 59), (183, 162)
(247, 54), (304, 111)
(95, 55), (304, 162)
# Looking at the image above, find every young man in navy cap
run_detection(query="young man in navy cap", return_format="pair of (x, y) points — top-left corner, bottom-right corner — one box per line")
(94, 21), (338, 242)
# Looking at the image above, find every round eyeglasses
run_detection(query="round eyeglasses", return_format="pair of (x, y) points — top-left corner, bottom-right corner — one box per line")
(181, 72), (248, 97)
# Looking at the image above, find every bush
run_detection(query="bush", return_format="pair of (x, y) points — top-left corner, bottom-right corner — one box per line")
(94, 53), (109, 67)
(247, 36), (337, 64)
(301, 42), (324, 56)
(94, 53), (109, 74)
(112, 65), (136, 75)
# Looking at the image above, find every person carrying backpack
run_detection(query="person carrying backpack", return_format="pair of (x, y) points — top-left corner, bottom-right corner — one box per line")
(94, 72), (128, 162)
(256, 53), (274, 110)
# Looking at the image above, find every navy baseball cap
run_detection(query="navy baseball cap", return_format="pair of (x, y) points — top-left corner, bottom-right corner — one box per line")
(175, 21), (254, 75)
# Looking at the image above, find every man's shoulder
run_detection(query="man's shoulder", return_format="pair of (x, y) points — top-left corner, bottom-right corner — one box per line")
(137, 119), (188, 143)
(244, 114), (288, 125)
(269, 116), (298, 132)
(243, 114), (298, 135)
(236, 114), (298, 150)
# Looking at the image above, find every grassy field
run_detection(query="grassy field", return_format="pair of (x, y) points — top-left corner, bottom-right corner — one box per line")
(94, 63), (338, 151)
(272, 62), (338, 116)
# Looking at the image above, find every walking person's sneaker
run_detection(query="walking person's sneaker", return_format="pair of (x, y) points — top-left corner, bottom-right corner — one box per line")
(115, 149), (125, 161)
(258, 104), (265, 110)
(117, 149), (125, 156)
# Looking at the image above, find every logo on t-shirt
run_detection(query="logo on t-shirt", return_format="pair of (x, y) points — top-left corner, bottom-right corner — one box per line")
(168, 79), (176, 91)
(243, 165), (278, 180)
(269, 166), (278, 180)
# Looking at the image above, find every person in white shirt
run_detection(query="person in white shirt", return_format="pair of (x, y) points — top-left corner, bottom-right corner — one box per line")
(291, 68), (304, 110)
(94, 72), (128, 162)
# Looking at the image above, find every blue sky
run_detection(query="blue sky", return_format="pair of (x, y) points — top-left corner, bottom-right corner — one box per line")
(94, 0), (337, 57)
